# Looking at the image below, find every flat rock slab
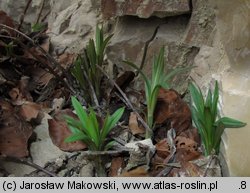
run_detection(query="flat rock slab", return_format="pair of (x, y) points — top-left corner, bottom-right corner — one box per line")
(101, 0), (191, 19)
(30, 114), (70, 168)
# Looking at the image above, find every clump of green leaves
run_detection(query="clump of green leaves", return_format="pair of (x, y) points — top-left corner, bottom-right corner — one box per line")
(71, 25), (113, 104)
(124, 47), (193, 138)
(189, 81), (246, 156)
(65, 96), (124, 151)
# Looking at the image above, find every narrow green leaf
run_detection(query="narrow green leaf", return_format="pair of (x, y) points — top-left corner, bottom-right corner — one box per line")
(205, 89), (212, 108)
(95, 25), (101, 56)
(163, 66), (194, 86)
(191, 107), (207, 139)
(64, 116), (82, 129)
(104, 140), (115, 151)
(64, 132), (89, 143)
(71, 97), (92, 137)
(211, 81), (219, 121)
(149, 85), (161, 113)
(67, 125), (81, 134)
(152, 47), (165, 88)
(215, 117), (246, 128)
(88, 108), (100, 147)
(204, 107), (214, 146)
(101, 107), (124, 141)
(213, 122), (225, 153)
(71, 57), (86, 89)
(87, 39), (97, 66)
(188, 82), (204, 114)
(101, 34), (113, 53)
(85, 114), (99, 146)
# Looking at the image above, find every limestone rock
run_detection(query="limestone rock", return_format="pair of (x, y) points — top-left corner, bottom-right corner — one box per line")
(0, 0), (50, 28)
(106, 16), (199, 92)
(79, 162), (94, 177)
(183, 0), (216, 47)
(190, 0), (250, 176)
(212, 0), (250, 177)
(48, 0), (98, 53)
(101, 0), (191, 19)
(30, 114), (70, 167)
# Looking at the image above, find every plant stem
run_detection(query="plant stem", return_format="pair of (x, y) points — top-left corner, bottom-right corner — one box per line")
(94, 155), (106, 177)
(146, 110), (154, 138)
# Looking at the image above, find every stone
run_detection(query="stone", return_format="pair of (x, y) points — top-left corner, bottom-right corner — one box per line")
(30, 114), (70, 167)
(48, 0), (99, 53)
(125, 138), (155, 152)
(101, 0), (191, 19)
(0, 0), (50, 28)
(190, 0), (250, 176)
(183, 0), (216, 47)
(106, 15), (199, 92)
(79, 162), (94, 177)
(1, 162), (35, 177)
(210, 0), (250, 177)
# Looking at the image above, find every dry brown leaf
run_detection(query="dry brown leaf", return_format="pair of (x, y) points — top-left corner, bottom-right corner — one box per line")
(18, 102), (42, 122)
(129, 112), (145, 135)
(113, 71), (135, 91)
(119, 166), (149, 177)
(8, 76), (33, 105)
(170, 162), (203, 177)
(57, 53), (76, 69)
(30, 67), (54, 87)
(155, 139), (170, 158)
(154, 88), (192, 137)
(40, 38), (50, 52)
(48, 109), (87, 152)
(109, 157), (125, 177)
(0, 99), (33, 158)
(0, 11), (15, 36)
(179, 127), (201, 145)
(154, 135), (201, 175)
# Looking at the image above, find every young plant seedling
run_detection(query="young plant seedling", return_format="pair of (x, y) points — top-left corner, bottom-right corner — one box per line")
(71, 25), (113, 104)
(189, 81), (247, 156)
(124, 47), (193, 138)
(64, 96), (124, 151)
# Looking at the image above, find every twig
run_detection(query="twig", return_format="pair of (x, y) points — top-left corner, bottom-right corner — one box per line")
(82, 69), (100, 109)
(79, 149), (130, 157)
(41, 10), (51, 22)
(156, 128), (177, 177)
(137, 25), (160, 76)
(95, 65), (152, 135)
(0, 155), (57, 177)
(18, 0), (33, 30)
(36, 0), (46, 24)
(2, 34), (70, 91)
(203, 154), (217, 177)
(0, 24), (74, 93)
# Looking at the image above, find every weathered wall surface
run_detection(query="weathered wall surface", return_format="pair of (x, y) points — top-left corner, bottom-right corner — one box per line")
(48, 0), (100, 53)
(191, 0), (250, 176)
(212, 0), (250, 177)
(0, 0), (50, 28)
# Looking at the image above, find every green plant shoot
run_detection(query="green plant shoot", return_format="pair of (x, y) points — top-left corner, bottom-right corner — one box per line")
(124, 47), (193, 138)
(64, 96), (124, 151)
(189, 81), (246, 156)
(71, 25), (113, 104)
